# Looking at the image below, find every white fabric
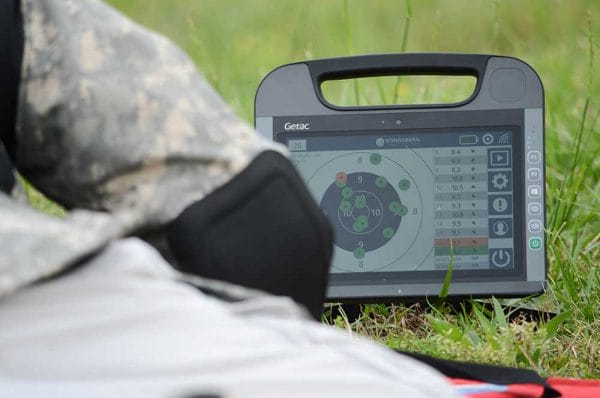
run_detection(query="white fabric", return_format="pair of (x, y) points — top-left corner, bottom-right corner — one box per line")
(0, 238), (457, 398)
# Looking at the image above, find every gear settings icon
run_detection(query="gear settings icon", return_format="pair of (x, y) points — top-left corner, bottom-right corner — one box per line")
(491, 173), (509, 190)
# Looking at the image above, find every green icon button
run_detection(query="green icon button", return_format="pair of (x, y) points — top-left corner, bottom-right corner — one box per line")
(383, 227), (395, 239)
(342, 186), (353, 199)
(397, 205), (408, 216)
(354, 196), (366, 208)
(529, 237), (542, 250)
(389, 201), (408, 216)
(353, 217), (368, 232)
(370, 153), (382, 165)
(353, 247), (366, 259)
(375, 176), (388, 188)
(398, 179), (410, 191)
(339, 200), (352, 212)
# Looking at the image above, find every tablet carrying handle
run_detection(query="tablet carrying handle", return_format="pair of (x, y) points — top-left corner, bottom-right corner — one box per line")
(305, 53), (490, 109)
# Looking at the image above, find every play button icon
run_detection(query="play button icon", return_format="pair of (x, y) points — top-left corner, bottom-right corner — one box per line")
(489, 149), (511, 168)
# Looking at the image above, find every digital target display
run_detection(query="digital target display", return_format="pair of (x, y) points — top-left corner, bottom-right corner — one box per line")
(283, 128), (520, 280)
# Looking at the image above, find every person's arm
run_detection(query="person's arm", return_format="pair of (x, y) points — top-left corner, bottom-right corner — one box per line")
(8, 0), (333, 317)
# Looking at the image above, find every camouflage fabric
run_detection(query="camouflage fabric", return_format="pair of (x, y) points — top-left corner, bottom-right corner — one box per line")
(1, 0), (284, 298)
(0, 192), (125, 298)
(16, 0), (283, 230)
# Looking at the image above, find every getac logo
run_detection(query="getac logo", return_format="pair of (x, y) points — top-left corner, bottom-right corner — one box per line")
(284, 122), (310, 131)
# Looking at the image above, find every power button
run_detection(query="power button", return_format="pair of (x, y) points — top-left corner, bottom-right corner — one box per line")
(529, 237), (543, 250)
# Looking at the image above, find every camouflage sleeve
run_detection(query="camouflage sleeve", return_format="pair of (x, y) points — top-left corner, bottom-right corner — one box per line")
(16, 0), (285, 231)
(0, 192), (124, 298)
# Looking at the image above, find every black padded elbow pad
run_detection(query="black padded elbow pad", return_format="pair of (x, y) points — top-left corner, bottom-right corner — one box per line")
(167, 151), (333, 319)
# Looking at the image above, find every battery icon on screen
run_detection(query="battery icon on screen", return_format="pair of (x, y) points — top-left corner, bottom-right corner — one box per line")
(459, 135), (479, 145)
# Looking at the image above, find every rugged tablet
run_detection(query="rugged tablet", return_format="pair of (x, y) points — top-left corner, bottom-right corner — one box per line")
(255, 53), (546, 301)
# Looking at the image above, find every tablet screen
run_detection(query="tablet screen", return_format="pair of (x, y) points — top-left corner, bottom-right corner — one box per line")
(282, 127), (522, 284)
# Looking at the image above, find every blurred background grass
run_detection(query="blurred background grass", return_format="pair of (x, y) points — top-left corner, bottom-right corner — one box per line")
(106, 0), (597, 119)
(103, 0), (599, 377)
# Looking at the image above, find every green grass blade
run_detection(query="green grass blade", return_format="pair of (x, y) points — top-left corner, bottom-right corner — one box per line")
(438, 239), (454, 299)
(392, 0), (412, 105)
(343, 0), (360, 106)
(542, 310), (573, 341)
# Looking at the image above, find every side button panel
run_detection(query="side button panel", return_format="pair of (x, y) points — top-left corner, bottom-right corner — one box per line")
(524, 108), (545, 281)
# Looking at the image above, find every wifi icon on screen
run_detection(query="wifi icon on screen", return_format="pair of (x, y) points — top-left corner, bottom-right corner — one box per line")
(499, 133), (510, 144)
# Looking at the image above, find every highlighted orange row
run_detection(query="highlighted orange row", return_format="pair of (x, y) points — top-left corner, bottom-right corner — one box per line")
(435, 237), (488, 248)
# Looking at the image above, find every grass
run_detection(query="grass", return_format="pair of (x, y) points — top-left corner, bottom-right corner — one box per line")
(61, 0), (599, 378)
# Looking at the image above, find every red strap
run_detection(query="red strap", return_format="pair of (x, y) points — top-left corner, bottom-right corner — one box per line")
(450, 378), (543, 398)
(450, 377), (600, 398)
(547, 377), (600, 398)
